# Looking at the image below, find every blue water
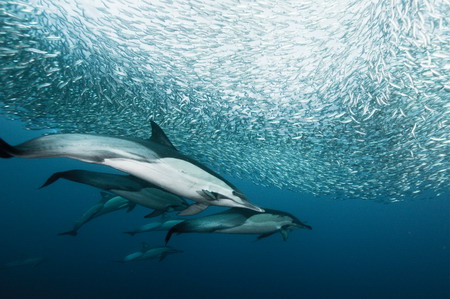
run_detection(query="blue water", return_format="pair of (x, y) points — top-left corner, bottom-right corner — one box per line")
(0, 117), (449, 299)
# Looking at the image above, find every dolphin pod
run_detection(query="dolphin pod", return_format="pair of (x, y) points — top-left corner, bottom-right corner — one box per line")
(59, 192), (135, 236)
(1, 121), (312, 261)
(165, 208), (312, 244)
(0, 121), (263, 215)
(41, 169), (189, 218)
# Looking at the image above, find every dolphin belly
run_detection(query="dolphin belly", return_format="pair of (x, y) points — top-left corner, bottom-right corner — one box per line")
(104, 158), (226, 203)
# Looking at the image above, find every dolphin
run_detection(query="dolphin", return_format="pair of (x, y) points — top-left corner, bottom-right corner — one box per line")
(59, 192), (135, 236)
(116, 242), (182, 263)
(41, 169), (190, 218)
(1, 256), (46, 269)
(0, 121), (263, 215)
(165, 207), (312, 244)
(124, 218), (185, 236)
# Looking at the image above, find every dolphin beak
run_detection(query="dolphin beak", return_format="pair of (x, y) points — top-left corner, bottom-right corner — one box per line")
(242, 202), (265, 213)
(295, 222), (312, 230)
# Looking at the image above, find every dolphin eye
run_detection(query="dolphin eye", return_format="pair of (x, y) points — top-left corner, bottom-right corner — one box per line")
(200, 190), (228, 201)
(232, 190), (247, 200)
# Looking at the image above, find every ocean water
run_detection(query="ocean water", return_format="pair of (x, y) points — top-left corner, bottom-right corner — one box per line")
(0, 117), (449, 299)
(0, 0), (449, 298)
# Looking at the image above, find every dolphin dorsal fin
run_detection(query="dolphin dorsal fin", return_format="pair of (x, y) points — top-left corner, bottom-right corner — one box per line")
(149, 121), (177, 150)
(100, 192), (114, 203)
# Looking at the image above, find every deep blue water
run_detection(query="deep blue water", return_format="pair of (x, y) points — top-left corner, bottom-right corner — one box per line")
(0, 116), (449, 299)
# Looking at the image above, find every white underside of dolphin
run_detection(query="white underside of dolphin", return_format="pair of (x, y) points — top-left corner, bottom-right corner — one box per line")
(105, 157), (241, 206)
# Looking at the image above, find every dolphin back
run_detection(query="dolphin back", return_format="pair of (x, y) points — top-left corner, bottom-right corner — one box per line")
(0, 134), (158, 162)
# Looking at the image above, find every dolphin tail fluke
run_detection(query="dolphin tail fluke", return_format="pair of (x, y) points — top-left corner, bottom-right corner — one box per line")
(0, 139), (20, 158)
(39, 172), (64, 189)
(123, 231), (136, 236)
(58, 230), (77, 237)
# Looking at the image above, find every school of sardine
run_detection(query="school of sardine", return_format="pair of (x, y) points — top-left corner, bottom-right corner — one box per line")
(0, 0), (448, 202)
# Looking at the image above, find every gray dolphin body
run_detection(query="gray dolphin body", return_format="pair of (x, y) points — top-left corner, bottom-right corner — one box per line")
(1, 256), (46, 269)
(59, 192), (134, 236)
(165, 208), (312, 243)
(0, 121), (263, 215)
(41, 169), (189, 218)
(116, 243), (182, 263)
(124, 218), (185, 236)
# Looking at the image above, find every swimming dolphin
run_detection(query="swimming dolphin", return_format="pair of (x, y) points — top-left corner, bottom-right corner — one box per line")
(124, 218), (185, 236)
(116, 242), (182, 263)
(165, 207), (312, 244)
(59, 192), (135, 236)
(41, 169), (189, 218)
(0, 121), (262, 215)
(0, 256), (46, 269)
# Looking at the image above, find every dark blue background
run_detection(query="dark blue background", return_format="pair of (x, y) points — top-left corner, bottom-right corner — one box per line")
(0, 117), (449, 299)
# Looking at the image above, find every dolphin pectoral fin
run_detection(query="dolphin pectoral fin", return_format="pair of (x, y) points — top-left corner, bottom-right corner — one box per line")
(198, 189), (217, 201)
(158, 253), (168, 262)
(165, 227), (177, 244)
(144, 209), (165, 218)
(126, 202), (137, 213)
(280, 229), (289, 241)
(177, 203), (208, 216)
(257, 231), (277, 240)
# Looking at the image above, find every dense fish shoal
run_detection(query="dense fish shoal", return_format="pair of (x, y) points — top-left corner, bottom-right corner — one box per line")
(0, 0), (448, 202)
